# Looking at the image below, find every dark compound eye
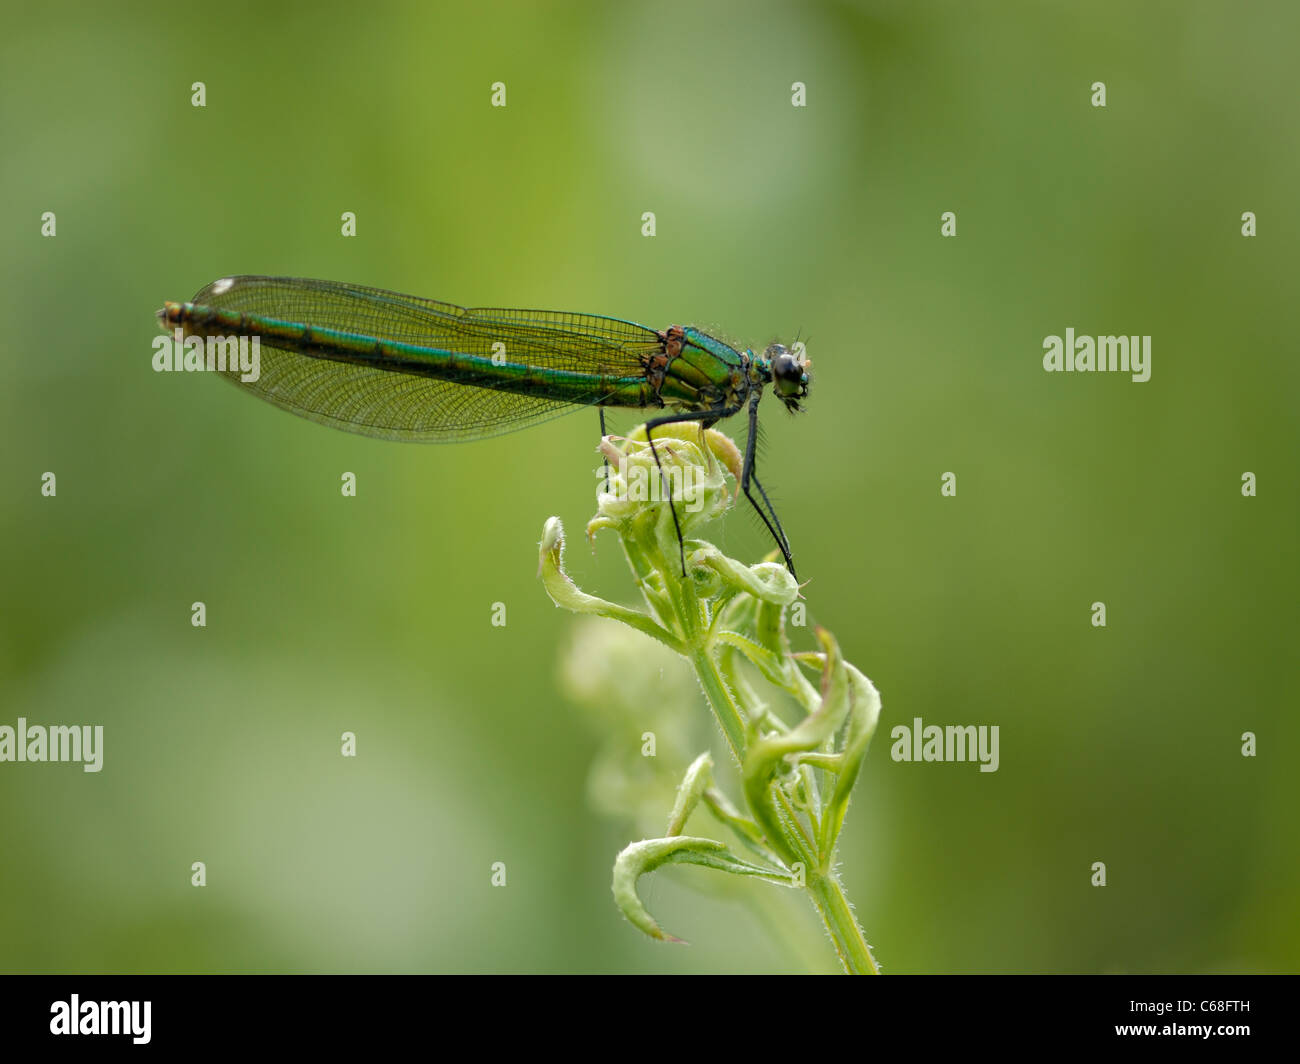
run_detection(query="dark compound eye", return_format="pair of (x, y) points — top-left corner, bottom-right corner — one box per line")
(767, 345), (806, 399)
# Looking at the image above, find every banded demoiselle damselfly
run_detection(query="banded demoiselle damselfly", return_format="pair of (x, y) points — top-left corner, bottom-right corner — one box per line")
(157, 276), (811, 575)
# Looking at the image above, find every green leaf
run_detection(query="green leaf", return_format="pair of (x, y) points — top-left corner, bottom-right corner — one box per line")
(665, 752), (713, 836)
(612, 836), (795, 943)
(538, 517), (685, 653)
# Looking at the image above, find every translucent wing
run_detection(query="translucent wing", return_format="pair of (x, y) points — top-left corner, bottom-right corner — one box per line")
(183, 276), (665, 442)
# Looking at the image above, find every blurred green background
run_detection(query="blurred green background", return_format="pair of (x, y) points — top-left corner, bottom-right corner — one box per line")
(2, 0), (1296, 973)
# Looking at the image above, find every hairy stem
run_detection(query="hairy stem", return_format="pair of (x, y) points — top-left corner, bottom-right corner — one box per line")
(807, 873), (878, 975)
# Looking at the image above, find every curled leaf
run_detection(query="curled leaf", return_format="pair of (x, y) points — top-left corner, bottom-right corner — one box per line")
(697, 549), (800, 606)
(743, 628), (880, 868)
(612, 836), (796, 943)
(665, 752), (714, 836)
(538, 517), (685, 653)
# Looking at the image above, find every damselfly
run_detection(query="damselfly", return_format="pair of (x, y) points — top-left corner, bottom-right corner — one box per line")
(157, 276), (811, 575)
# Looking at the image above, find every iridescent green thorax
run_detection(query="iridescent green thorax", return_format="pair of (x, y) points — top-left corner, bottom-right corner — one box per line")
(653, 325), (751, 415)
(657, 331), (810, 415)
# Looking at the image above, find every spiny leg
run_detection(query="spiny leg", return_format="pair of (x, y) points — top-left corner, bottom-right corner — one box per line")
(741, 392), (797, 578)
(599, 407), (610, 492)
(643, 410), (721, 576)
(750, 468), (796, 578)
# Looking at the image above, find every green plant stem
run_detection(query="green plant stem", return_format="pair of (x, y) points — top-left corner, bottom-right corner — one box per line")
(690, 649), (746, 766)
(807, 873), (878, 974)
(543, 429), (884, 972)
(696, 641), (878, 975)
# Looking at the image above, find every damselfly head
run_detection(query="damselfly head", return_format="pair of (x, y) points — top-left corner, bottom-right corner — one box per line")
(765, 343), (810, 412)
